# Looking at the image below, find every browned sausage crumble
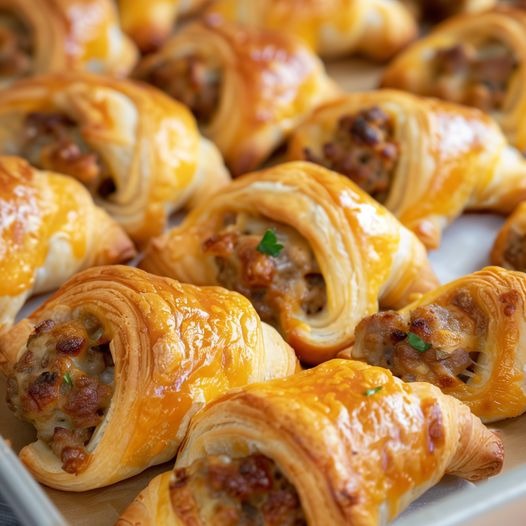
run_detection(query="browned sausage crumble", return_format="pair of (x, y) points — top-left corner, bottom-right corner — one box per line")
(433, 40), (518, 113)
(21, 112), (116, 197)
(352, 289), (487, 388)
(202, 214), (326, 330)
(303, 107), (399, 203)
(502, 228), (526, 271)
(170, 454), (307, 526)
(0, 10), (33, 80)
(6, 312), (114, 474)
(138, 54), (222, 124)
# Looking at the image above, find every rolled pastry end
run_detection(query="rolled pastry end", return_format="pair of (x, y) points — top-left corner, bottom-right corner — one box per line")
(91, 208), (137, 266)
(5, 310), (116, 481)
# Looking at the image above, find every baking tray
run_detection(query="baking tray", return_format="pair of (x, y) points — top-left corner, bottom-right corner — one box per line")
(1, 59), (525, 525)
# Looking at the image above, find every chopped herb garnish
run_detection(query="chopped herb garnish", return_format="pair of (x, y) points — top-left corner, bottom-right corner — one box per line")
(363, 386), (383, 397)
(256, 229), (283, 257)
(407, 332), (431, 353)
(63, 372), (73, 387)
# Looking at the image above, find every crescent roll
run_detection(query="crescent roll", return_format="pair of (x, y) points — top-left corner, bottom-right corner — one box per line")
(118, 0), (210, 52)
(491, 202), (526, 270)
(140, 161), (439, 364)
(204, 0), (418, 61)
(134, 17), (338, 176)
(0, 156), (135, 330)
(118, 359), (504, 526)
(382, 8), (526, 152)
(350, 266), (526, 422)
(0, 265), (298, 491)
(0, 73), (230, 246)
(287, 90), (526, 249)
(0, 0), (137, 85)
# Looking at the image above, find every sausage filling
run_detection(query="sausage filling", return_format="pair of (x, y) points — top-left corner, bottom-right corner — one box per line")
(352, 289), (487, 388)
(138, 54), (222, 125)
(303, 107), (399, 203)
(0, 10), (33, 80)
(433, 40), (518, 113)
(6, 313), (114, 474)
(20, 112), (116, 198)
(202, 213), (326, 330)
(502, 228), (526, 271)
(170, 454), (307, 526)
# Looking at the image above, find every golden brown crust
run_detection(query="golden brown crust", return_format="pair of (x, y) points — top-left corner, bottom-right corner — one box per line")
(134, 17), (339, 176)
(0, 72), (230, 246)
(0, 0), (137, 82)
(140, 161), (438, 364)
(119, 360), (503, 526)
(0, 156), (135, 330)
(351, 266), (526, 423)
(205, 0), (418, 60)
(0, 265), (298, 490)
(382, 8), (526, 152)
(118, 0), (210, 52)
(288, 90), (526, 249)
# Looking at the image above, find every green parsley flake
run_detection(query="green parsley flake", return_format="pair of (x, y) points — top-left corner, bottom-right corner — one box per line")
(363, 386), (383, 397)
(63, 372), (73, 387)
(256, 229), (284, 257)
(407, 332), (431, 353)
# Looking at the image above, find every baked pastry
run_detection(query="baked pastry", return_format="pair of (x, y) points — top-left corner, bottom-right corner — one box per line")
(203, 0), (418, 60)
(491, 202), (526, 270)
(382, 8), (526, 152)
(134, 17), (338, 176)
(0, 73), (230, 246)
(350, 266), (526, 422)
(287, 90), (526, 249)
(0, 156), (135, 331)
(118, 0), (210, 52)
(140, 161), (439, 364)
(0, 265), (298, 491)
(118, 359), (504, 526)
(0, 0), (137, 85)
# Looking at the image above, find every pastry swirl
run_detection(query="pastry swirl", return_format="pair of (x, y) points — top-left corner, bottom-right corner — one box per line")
(118, 359), (503, 526)
(0, 0), (137, 85)
(140, 161), (438, 364)
(135, 17), (338, 176)
(0, 265), (298, 490)
(350, 266), (526, 422)
(287, 90), (526, 248)
(0, 156), (134, 330)
(0, 73), (230, 245)
(382, 8), (526, 152)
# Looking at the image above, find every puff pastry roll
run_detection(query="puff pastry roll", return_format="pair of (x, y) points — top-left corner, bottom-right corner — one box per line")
(382, 8), (526, 152)
(0, 73), (229, 246)
(350, 266), (526, 423)
(0, 157), (134, 331)
(140, 161), (438, 364)
(491, 202), (526, 270)
(118, 0), (210, 52)
(287, 90), (526, 249)
(118, 359), (503, 526)
(0, 0), (137, 85)
(134, 17), (338, 176)
(0, 265), (298, 491)
(204, 0), (418, 61)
